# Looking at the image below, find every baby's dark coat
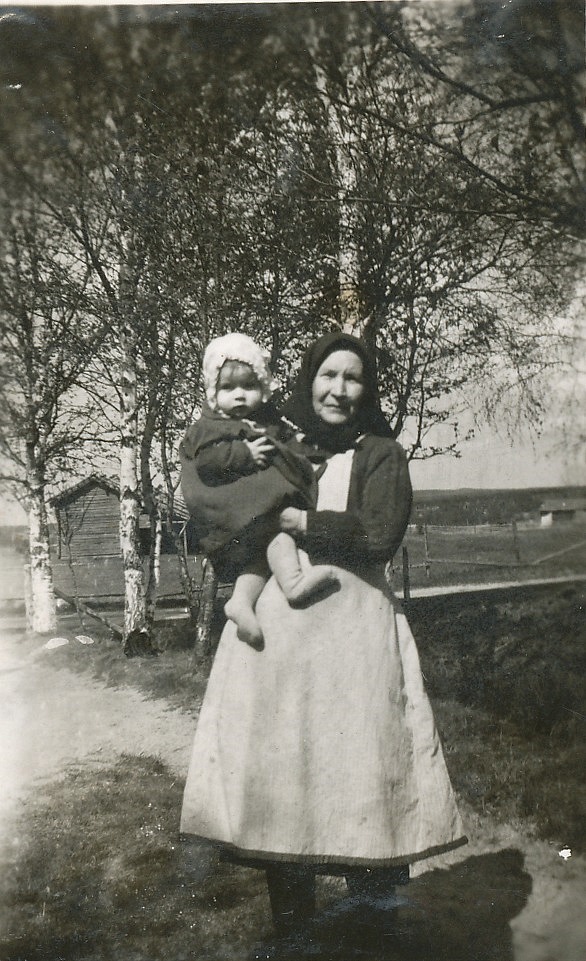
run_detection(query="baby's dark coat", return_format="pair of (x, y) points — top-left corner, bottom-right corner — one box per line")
(179, 403), (316, 579)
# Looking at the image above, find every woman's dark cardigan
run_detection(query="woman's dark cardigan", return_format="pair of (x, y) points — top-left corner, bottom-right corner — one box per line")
(303, 434), (412, 575)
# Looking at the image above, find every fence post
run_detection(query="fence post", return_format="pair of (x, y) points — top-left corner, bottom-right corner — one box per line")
(402, 545), (411, 601)
(511, 518), (521, 563)
(423, 523), (430, 578)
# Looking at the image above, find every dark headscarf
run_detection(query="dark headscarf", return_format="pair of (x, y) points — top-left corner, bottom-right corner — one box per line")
(280, 332), (393, 456)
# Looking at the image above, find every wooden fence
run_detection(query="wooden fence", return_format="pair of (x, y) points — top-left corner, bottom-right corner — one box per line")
(390, 521), (586, 599)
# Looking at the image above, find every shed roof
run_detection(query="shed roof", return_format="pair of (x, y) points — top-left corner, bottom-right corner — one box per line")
(540, 498), (586, 512)
(49, 474), (119, 507)
(50, 474), (191, 521)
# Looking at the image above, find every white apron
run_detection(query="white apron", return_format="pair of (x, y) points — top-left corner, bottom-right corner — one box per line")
(180, 452), (467, 866)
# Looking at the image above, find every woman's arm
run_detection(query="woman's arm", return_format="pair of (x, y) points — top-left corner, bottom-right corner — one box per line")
(300, 441), (412, 567)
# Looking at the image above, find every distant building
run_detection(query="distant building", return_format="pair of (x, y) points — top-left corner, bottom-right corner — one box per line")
(49, 474), (195, 560)
(539, 498), (586, 527)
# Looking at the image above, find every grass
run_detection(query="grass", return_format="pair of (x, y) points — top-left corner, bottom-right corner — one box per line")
(33, 614), (219, 714)
(409, 581), (586, 851)
(0, 754), (268, 961)
(435, 699), (586, 850)
(409, 582), (586, 740)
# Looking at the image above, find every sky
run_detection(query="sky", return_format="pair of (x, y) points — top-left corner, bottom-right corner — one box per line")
(410, 288), (586, 489)
(409, 426), (585, 491)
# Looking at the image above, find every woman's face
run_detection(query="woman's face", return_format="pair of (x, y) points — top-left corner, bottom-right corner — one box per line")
(311, 350), (365, 425)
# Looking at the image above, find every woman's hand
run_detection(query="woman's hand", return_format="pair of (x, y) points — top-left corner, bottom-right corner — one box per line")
(245, 435), (274, 467)
(279, 507), (307, 536)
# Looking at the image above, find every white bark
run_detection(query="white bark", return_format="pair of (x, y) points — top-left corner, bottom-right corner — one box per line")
(112, 115), (148, 640)
(336, 137), (361, 335)
(196, 557), (218, 656)
(26, 489), (57, 634)
(118, 320), (146, 637)
(22, 408), (57, 633)
(145, 512), (162, 628)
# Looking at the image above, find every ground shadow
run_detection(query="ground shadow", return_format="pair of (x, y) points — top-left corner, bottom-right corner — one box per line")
(310, 849), (531, 961)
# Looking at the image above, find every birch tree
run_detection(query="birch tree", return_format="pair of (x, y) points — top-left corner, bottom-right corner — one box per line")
(272, 1), (583, 455)
(0, 187), (102, 632)
(308, 7), (366, 336)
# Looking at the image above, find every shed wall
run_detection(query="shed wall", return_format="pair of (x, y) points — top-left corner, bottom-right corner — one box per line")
(58, 487), (120, 557)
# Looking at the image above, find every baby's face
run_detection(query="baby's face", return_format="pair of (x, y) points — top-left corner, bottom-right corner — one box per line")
(216, 361), (263, 417)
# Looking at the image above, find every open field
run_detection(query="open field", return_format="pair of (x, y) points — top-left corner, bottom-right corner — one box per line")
(411, 485), (586, 526)
(388, 523), (586, 592)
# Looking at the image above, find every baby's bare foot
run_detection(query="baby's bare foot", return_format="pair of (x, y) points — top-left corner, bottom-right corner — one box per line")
(285, 566), (340, 607)
(224, 598), (264, 650)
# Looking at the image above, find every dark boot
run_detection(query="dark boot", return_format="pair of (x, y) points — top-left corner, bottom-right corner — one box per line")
(266, 863), (317, 936)
(248, 865), (318, 960)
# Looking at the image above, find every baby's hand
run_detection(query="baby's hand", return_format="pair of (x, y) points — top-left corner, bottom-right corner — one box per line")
(279, 507), (307, 535)
(245, 435), (275, 467)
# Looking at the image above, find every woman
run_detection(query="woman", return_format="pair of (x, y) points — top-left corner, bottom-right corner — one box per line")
(180, 332), (467, 957)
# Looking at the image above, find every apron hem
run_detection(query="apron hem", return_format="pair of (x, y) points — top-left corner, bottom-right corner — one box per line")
(178, 832), (468, 870)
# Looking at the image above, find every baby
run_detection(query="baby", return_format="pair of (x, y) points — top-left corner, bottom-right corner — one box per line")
(180, 333), (338, 648)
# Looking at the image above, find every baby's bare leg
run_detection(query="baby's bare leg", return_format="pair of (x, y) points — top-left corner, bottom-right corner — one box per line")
(224, 571), (266, 649)
(267, 532), (339, 607)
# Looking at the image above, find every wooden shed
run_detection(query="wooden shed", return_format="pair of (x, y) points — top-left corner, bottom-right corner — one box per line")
(539, 497), (586, 527)
(50, 475), (122, 559)
(50, 474), (197, 560)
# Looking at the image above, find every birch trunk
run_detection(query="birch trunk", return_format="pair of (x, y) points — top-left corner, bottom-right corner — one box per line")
(158, 382), (201, 626)
(336, 138), (361, 335)
(196, 557), (218, 656)
(119, 391), (145, 635)
(118, 252), (146, 638)
(103, 106), (148, 642)
(25, 479), (57, 634)
(173, 526), (199, 625)
(312, 17), (362, 335)
(145, 511), (162, 629)
(160, 425), (199, 624)
(141, 404), (162, 631)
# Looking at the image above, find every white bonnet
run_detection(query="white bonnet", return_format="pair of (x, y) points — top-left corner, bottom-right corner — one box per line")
(202, 332), (274, 410)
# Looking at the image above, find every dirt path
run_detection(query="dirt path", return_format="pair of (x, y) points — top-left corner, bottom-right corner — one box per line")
(1, 623), (584, 961)
(0, 628), (195, 828)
